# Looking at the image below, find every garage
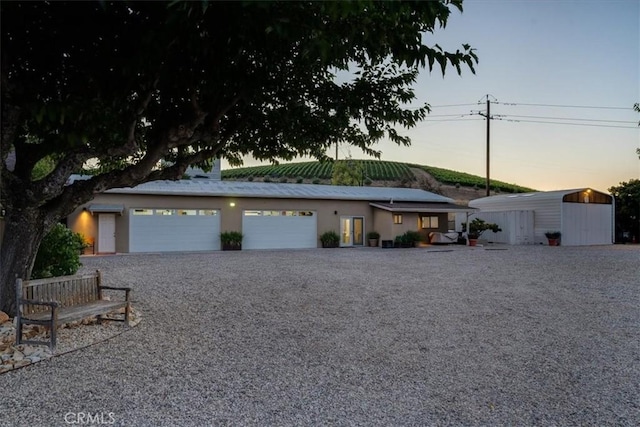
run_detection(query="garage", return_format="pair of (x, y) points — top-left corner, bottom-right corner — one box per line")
(242, 210), (317, 249)
(129, 208), (221, 252)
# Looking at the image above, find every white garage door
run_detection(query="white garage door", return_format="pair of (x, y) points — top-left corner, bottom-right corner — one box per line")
(129, 208), (220, 252)
(562, 203), (613, 246)
(242, 210), (317, 249)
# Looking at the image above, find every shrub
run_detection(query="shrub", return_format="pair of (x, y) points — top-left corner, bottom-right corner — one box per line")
(31, 224), (84, 279)
(296, 176), (304, 184)
(263, 176), (272, 183)
(220, 231), (243, 245)
(312, 178), (321, 184)
(366, 231), (380, 239)
(464, 218), (502, 239)
(364, 178), (372, 186)
(279, 176), (288, 183)
(247, 175), (254, 182)
(319, 230), (340, 247)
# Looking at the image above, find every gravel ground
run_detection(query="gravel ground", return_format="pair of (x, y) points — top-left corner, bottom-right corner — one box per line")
(0, 244), (638, 426)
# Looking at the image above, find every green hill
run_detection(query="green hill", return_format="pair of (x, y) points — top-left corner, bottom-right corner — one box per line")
(221, 160), (535, 194)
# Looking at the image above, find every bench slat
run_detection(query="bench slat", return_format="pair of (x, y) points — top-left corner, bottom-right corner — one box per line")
(23, 300), (128, 323)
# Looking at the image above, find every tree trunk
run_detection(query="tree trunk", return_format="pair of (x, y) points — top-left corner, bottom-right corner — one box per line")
(0, 210), (48, 316)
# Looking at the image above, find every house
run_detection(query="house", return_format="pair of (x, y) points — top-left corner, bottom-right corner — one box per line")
(457, 188), (614, 246)
(67, 179), (473, 253)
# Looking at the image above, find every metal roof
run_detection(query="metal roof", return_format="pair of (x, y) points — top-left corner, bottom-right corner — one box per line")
(370, 202), (475, 213)
(101, 179), (453, 203)
(470, 188), (609, 206)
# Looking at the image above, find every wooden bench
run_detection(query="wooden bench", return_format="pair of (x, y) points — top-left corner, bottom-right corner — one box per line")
(15, 270), (131, 350)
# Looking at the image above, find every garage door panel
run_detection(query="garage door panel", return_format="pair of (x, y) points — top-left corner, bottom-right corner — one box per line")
(243, 212), (317, 250)
(130, 211), (220, 252)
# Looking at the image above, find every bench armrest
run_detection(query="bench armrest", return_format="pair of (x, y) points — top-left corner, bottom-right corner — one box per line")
(99, 285), (132, 302)
(18, 299), (60, 308)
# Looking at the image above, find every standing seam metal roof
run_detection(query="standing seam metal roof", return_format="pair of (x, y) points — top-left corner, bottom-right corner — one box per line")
(469, 188), (610, 206)
(103, 180), (454, 203)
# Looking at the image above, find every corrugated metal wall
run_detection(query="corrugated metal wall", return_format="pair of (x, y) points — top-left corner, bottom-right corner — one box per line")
(470, 196), (561, 244)
(455, 210), (535, 244)
(562, 203), (613, 245)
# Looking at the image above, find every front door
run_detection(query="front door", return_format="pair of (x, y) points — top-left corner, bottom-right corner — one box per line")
(98, 213), (116, 253)
(340, 216), (364, 247)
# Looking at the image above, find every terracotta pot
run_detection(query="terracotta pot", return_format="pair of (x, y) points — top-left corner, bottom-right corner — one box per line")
(468, 238), (478, 247)
(547, 238), (559, 246)
(368, 239), (379, 247)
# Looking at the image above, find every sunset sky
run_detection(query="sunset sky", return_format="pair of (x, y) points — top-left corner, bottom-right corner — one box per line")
(223, 0), (640, 193)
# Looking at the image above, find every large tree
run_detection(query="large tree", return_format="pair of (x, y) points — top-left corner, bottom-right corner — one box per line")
(608, 179), (640, 243)
(0, 1), (477, 315)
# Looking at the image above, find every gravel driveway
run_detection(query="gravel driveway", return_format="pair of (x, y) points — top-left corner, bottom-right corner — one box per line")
(1, 245), (638, 426)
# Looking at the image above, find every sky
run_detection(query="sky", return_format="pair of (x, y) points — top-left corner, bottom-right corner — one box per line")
(223, 0), (640, 193)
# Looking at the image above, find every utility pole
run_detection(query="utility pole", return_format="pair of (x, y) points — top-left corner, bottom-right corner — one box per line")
(478, 95), (496, 197)
(485, 96), (490, 197)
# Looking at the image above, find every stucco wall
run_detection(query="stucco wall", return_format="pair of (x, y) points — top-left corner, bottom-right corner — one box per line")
(68, 193), (379, 252)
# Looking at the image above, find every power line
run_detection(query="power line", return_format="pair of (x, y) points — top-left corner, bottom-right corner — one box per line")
(428, 103), (479, 108)
(500, 114), (637, 124)
(425, 113), (478, 118)
(495, 118), (638, 129)
(496, 101), (632, 110)
(421, 118), (483, 122)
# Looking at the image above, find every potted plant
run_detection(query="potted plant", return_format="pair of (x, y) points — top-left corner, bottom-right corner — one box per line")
(545, 231), (561, 246)
(404, 230), (422, 247)
(463, 218), (502, 247)
(320, 230), (340, 248)
(394, 231), (420, 248)
(367, 231), (380, 247)
(220, 231), (243, 250)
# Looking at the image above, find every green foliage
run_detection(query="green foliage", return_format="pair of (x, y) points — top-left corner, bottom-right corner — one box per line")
(31, 224), (84, 279)
(544, 231), (561, 239)
(608, 179), (640, 241)
(319, 230), (340, 247)
(367, 231), (380, 239)
(220, 231), (243, 245)
(332, 158), (363, 186)
(413, 165), (535, 193)
(31, 156), (57, 180)
(223, 160), (535, 193)
(394, 231), (422, 246)
(464, 218), (502, 239)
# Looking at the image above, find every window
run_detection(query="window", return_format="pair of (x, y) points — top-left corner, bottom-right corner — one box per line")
(421, 216), (439, 229)
(132, 209), (153, 216)
(156, 209), (174, 215)
(393, 214), (403, 224)
(199, 210), (218, 216)
(177, 209), (197, 216)
(243, 210), (262, 216)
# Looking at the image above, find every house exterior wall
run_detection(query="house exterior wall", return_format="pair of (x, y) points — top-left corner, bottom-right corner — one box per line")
(372, 209), (392, 242)
(68, 193), (378, 252)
